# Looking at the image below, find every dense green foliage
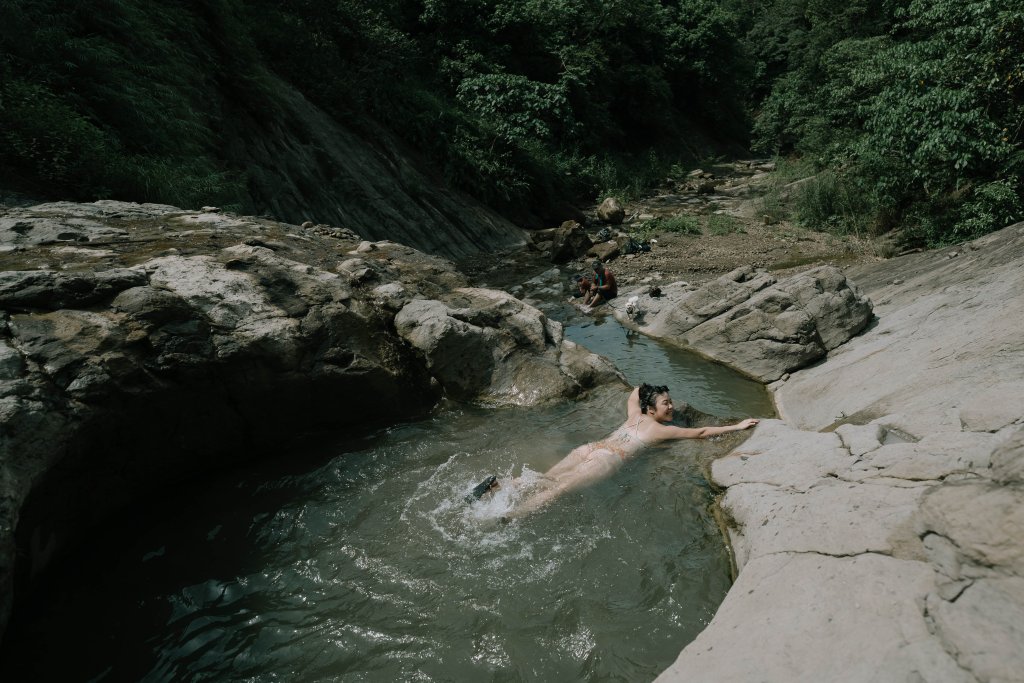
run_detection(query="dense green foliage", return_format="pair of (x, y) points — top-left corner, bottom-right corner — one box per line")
(243, 0), (751, 213)
(747, 0), (1024, 245)
(2, 0), (1021, 244)
(0, 0), (748, 218)
(0, 0), (259, 209)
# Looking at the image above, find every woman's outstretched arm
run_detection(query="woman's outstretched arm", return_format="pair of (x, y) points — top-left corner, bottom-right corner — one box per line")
(652, 418), (759, 441)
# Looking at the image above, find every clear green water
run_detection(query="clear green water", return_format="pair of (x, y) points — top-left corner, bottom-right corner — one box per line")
(562, 311), (773, 418)
(2, 292), (773, 682)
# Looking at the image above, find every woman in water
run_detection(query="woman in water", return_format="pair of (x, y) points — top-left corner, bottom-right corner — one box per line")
(470, 383), (759, 518)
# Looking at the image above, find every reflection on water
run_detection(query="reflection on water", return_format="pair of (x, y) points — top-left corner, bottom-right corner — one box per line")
(2, 288), (773, 682)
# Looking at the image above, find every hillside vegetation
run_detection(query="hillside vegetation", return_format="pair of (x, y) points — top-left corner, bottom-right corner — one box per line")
(1, 0), (1021, 245)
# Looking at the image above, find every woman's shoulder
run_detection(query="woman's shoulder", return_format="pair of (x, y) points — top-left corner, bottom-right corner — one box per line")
(638, 419), (678, 442)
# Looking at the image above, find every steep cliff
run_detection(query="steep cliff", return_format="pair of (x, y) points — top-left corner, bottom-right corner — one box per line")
(222, 78), (527, 260)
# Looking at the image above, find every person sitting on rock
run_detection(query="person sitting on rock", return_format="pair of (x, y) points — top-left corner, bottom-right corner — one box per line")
(468, 383), (759, 518)
(583, 259), (618, 307)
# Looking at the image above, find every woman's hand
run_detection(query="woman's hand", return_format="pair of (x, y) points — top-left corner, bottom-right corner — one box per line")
(736, 418), (759, 430)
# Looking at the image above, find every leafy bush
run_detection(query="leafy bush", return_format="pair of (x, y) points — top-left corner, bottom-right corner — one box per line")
(750, 156), (816, 225)
(793, 171), (874, 236)
(748, 0), (1024, 246)
(0, 0), (758, 220)
(589, 151), (673, 203)
(0, 79), (116, 195)
(0, 0), (256, 208)
(952, 179), (1024, 242)
(243, 0), (755, 215)
(757, 189), (790, 225)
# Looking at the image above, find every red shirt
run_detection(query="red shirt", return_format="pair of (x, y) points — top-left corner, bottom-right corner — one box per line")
(594, 268), (617, 296)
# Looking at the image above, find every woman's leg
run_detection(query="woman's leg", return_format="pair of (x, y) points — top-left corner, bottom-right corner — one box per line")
(507, 448), (620, 518)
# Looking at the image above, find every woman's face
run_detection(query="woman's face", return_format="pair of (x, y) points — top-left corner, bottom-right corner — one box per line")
(650, 392), (674, 422)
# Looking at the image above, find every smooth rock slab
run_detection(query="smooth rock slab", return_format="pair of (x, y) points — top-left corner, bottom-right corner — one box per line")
(845, 431), (995, 483)
(918, 481), (1024, 577)
(834, 422), (885, 457)
(775, 225), (1024, 433)
(926, 577), (1024, 682)
(959, 381), (1024, 432)
(723, 480), (925, 568)
(662, 225), (1024, 683)
(656, 553), (971, 683)
(712, 419), (853, 492)
(991, 426), (1024, 484)
(617, 265), (871, 382)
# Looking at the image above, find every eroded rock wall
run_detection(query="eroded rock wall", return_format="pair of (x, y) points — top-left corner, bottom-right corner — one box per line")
(225, 77), (527, 261)
(0, 201), (619, 643)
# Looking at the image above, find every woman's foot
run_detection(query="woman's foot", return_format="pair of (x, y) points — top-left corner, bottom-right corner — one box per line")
(465, 475), (499, 502)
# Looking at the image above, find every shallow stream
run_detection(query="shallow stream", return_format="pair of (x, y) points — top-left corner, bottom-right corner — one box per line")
(2, 281), (773, 682)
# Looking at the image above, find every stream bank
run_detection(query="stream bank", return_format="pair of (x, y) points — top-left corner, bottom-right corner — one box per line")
(0, 200), (621, 646)
(656, 223), (1024, 683)
(473, 174), (1024, 681)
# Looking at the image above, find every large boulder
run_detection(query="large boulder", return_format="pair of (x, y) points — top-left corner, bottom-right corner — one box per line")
(613, 265), (872, 382)
(395, 287), (624, 405)
(548, 220), (592, 263)
(587, 240), (620, 262)
(596, 197), (625, 224)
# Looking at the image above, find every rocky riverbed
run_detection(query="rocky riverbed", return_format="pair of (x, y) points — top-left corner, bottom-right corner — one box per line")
(1, 194), (1021, 682)
(469, 179), (1023, 680)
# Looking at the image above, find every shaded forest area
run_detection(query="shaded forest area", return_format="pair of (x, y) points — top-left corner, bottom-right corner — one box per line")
(1, 0), (1021, 246)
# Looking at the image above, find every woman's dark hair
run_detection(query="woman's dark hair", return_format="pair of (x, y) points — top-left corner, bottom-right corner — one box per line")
(639, 383), (669, 413)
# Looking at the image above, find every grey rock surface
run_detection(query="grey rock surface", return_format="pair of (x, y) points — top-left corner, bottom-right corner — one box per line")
(658, 223), (1024, 683)
(596, 197), (625, 224)
(548, 221), (592, 263)
(658, 553), (972, 683)
(395, 287), (622, 405)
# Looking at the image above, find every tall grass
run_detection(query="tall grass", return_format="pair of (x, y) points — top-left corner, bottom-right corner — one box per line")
(646, 215), (702, 235)
(793, 170), (874, 236)
(755, 156), (816, 224)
